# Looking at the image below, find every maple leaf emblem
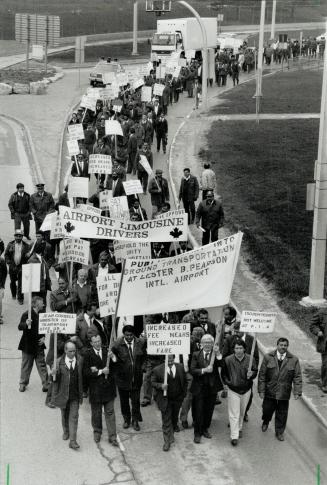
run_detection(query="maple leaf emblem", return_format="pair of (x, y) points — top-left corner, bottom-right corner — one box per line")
(170, 227), (183, 239)
(64, 222), (75, 233)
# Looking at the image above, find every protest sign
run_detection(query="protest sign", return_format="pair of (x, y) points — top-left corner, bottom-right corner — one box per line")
(68, 124), (84, 141)
(105, 120), (123, 137)
(116, 72), (129, 87)
(114, 240), (151, 263)
(89, 154), (112, 174)
(141, 86), (152, 103)
(40, 212), (57, 232)
(133, 78), (144, 90)
(147, 323), (190, 355)
(122, 179), (143, 196)
(68, 177), (89, 199)
(185, 49), (196, 59)
(67, 139), (79, 157)
(153, 83), (165, 96)
(156, 209), (186, 220)
(118, 233), (242, 316)
(39, 313), (76, 334)
(59, 238), (90, 265)
(96, 273), (121, 317)
(101, 85), (117, 99)
(112, 98), (123, 113)
(240, 311), (277, 333)
(50, 212), (64, 240)
(22, 264), (41, 293)
(80, 95), (96, 112)
(178, 58), (187, 67)
(99, 190), (113, 210)
(76, 204), (102, 216)
(107, 196), (129, 220)
(59, 207), (188, 242)
(173, 65), (181, 77)
(103, 71), (117, 85)
(86, 87), (103, 98)
(139, 155), (153, 176)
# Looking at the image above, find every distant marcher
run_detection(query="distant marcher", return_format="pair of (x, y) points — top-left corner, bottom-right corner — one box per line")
(148, 169), (170, 216)
(178, 168), (199, 224)
(310, 310), (327, 393)
(200, 164), (217, 200)
(8, 183), (31, 240)
(4, 229), (30, 305)
(0, 253), (7, 324)
(156, 113), (168, 154)
(18, 296), (48, 392)
(29, 183), (55, 233)
(258, 338), (302, 441)
(195, 191), (224, 245)
(52, 341), (83, 450)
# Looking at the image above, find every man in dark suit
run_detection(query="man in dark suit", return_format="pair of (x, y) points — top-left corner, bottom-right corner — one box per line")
(191, 308), (216, 338)
(148, 169), (170, 217)
(178, 168), (199, 224)
(29, 183), (55, 233)
(190, 334), (223, 443)
(18, 295), (48, 392)
(8, 183), (31, 240)
(156, 113), (168, 154)
(152, 355), (187, 451)
(71, 153), (90, 178)
(195, 191), (225, 245)
(310, 310), (327, 393)
(4, 229), (31, 304)
(52, 341), (83, 450)
(106, 171), (126, 198)
(83, 335), (118, 446)
(111, 325), (147, 431)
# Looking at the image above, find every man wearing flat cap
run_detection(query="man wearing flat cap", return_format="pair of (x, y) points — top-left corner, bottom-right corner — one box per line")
(8, 183), (32, 240)
(29, 183), (55, 233)
(4, 229), (31, 304)
(148, 169), (170, 217)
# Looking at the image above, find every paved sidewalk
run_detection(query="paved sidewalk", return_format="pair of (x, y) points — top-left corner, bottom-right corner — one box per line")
(169, 75), (327, 428)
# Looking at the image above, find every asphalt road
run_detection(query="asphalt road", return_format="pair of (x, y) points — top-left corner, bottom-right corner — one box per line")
(1, 77), (327, 485)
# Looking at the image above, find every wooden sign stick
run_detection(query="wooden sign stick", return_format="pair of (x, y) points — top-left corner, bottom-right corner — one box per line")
(53, 332), (58, 382)
(248, 333), (257, 373)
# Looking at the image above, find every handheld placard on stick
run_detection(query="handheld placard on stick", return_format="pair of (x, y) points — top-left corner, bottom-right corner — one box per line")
(74, 156), (81, 176)
(137, 194), (145, 221)
(53, 333), (58, 382)
(106, 259), (126, 379)
(248, 334), (257, 373)
(28, 264), (32, 321)
(163, 354), (169, 397)
(210, 306), (224, 367)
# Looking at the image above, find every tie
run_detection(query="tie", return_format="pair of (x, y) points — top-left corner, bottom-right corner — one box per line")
(205, 353), (209, 364)
(278, 357), (283, 368)
(96, 350), (101, 358)
(69, 360), (73, 369)
(128, 344), (133, 364)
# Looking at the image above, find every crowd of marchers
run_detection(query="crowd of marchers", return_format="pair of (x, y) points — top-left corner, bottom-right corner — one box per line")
(0, 49), (326, 456)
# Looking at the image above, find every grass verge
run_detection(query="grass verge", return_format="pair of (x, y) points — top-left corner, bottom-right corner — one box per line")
(0, 67), (55, 84)
(200, 119), (321, 336)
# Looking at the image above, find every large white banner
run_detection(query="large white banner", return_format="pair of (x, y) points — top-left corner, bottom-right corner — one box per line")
(39, 313), (76, 334)
(118, 233), (242, 316)
(59, 207), (188, 242)
(76, 204), (102, 216)
(88, 154), (112, 174)
(156, 209), (185, 220)
(59, 238), (90, 265)
(114, 240), (152, 263)
(147, 323), (190, 355)
(97, 273), (121, 317)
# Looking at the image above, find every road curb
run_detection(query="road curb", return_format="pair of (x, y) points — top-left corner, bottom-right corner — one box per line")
(167, 70), (327, 430)
(0, 113), (43, 185)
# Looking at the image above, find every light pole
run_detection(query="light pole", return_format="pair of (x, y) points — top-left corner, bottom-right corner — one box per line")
(178, 0), (208, 111)
(271, 0), (276, 40)
(301, 20), (327, 307)
(132, 0), (139, 56)
(255, 0), (265, 122)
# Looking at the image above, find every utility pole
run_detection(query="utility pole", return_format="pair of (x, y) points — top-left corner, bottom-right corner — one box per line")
(255, 0), (265, 122)
(301, 21), (327, 307)
(132, 0), (138, 56)
(271, 0), (276, 40)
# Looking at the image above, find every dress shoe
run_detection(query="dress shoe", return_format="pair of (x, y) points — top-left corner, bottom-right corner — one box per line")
(239, 430), (243, 438)
(163, 442), (170, 451)
(231, 439), (238, 446)
(261, 423), (269, 432)
(169, 436), (175, 444)
(221, 390), (228, 398)
(69, 440), (80, 450)
(12, 295), (16, 300)
(18, 299), (24, 305)
(243, 413), (249, 422)
(62, 431), (69, 440)
(276, 433), (285, 441)
(42, 386), (49, 392)
(109, 437), (119, 447)
(215, 397), (222, 405)
(83, 391), (88, 398)
(202, 430), (212, 439)
(141, 399), (150, 407)
(174, 425), (180, 432)
(181, 420), (189, 429)
(94, 433), (101, 443)
(194, 435), (201, 444)
(322, 386), (327, 393)
(46, 402), (56, 409)
(123, 421), (130, 429)
(133, 421), (140, 431)
(19, 384), (26, 392)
